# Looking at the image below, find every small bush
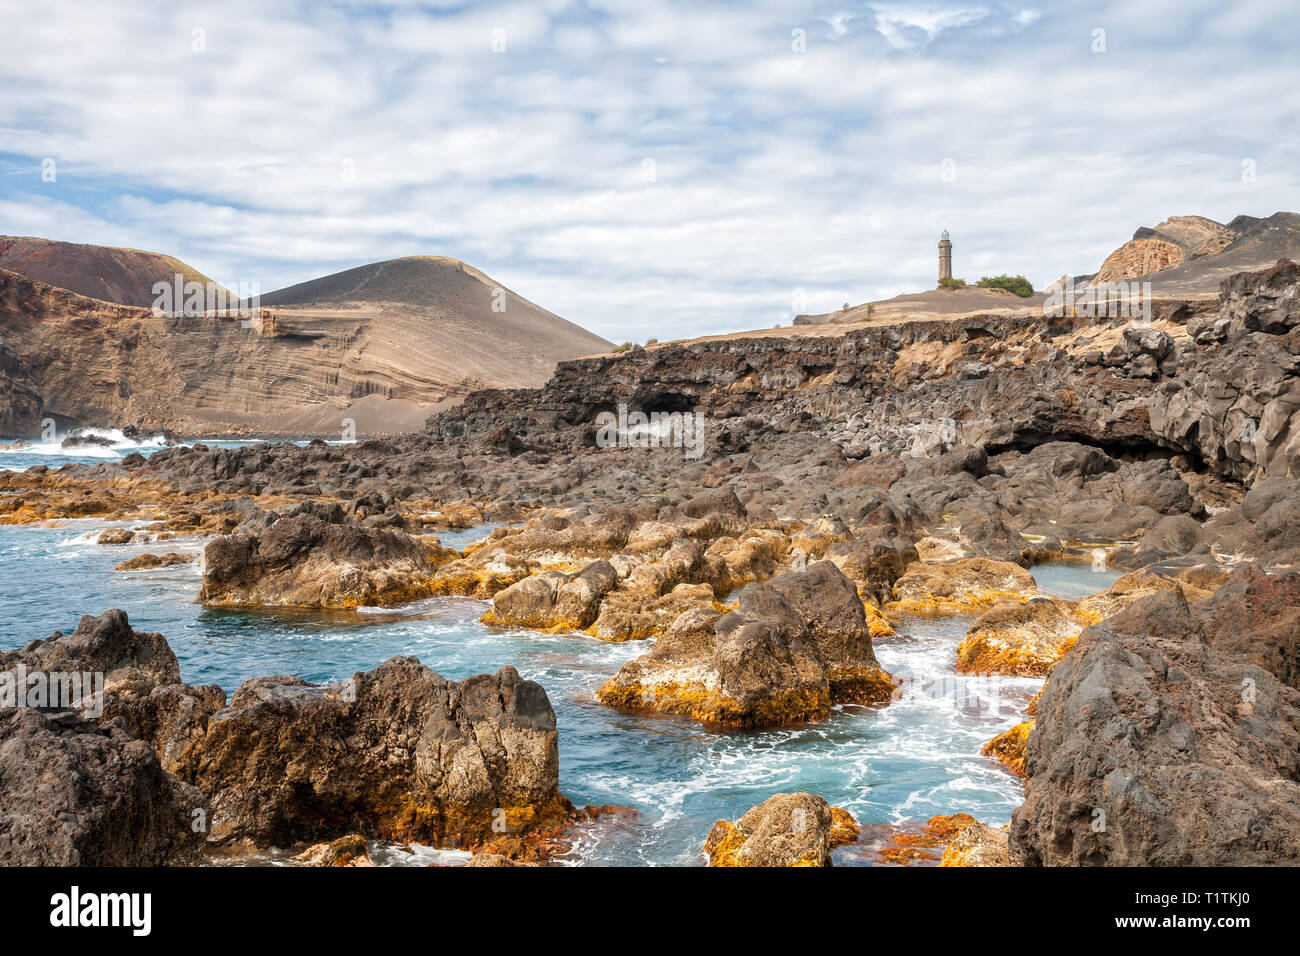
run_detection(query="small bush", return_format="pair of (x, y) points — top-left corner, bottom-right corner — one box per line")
(938, 276), (967, 289)
(977, 274), (1034, 297)
(611, 342), (634, 353)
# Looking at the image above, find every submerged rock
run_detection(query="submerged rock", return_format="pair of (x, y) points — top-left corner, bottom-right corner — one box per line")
(871, 812), (980, 865)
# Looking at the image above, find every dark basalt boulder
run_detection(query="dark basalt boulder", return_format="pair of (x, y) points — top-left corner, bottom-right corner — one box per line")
(1220, 258), (1300, 334)
(1011, 571), (1300, 865)
(1, 610), (576, 862)
(178, 658), (571, 850)
(0, 708), (206, 866)
(199, 499), (454, 608)
(934, 444), (990, 478)
(597, 562), (895, 727)
(0, 608), (180, 698)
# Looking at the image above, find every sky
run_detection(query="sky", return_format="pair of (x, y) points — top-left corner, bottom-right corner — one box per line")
(1, 0), (1297, 341)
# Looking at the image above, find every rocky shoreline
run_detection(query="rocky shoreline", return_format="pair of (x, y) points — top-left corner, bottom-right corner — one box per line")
(2, 259), (1297, 865)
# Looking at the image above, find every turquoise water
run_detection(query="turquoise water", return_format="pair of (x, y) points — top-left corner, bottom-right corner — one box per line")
(0, 442), (1123, 865)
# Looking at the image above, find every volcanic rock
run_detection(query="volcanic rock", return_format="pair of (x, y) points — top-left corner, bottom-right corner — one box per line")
(703, 792), (856, 867)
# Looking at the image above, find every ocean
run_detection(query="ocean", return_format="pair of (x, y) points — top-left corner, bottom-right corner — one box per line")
(0, 435), (1120, 865)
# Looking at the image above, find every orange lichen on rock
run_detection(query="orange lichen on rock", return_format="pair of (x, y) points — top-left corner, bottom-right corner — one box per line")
(294, 834), (374, 867)
(1026, 686), (1043, 716)
(939, 822), (1012, 867)
(703, 793), (852, 867)
(471, 804), (637, 864)
(885, 558), (1038, 617)
(1072, 569), (1214, 627)
(829, 807), (860, 849)
(862, 599), (896, 638)
(877, 845), (939, 865)
(925, 813), (979, 841)
(872, 812), (989, 865)
(596, 677), (834, 729)
(597, 563), (896, 729)
(0, 470), (299, 529)
(982, 720), (1033, 777)
(955, 599), (1082, 676)
(426, 563), (532, 600)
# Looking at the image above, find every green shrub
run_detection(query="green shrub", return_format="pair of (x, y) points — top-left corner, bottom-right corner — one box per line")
(938, 276), (967, 289)
(611, 342), (634, 353)
(976, 274), (1034, 297)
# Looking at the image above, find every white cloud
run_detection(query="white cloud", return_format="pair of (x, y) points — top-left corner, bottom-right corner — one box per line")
(0, 0), (1296, 341)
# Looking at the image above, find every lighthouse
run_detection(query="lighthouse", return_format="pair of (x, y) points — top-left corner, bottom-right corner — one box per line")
(938, 230), (952, 281)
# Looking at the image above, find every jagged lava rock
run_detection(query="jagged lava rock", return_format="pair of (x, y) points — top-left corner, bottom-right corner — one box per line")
(597, 561), (895, 728)
(0, 607), (180, 698)
(1011, 571), (1300, 865)
(0, 708), (206, 865)
(187, 658), (571, 849)
(199, 500), (455, 608)
(956, 599), (1082, 676)
(703, 792), (856, 867)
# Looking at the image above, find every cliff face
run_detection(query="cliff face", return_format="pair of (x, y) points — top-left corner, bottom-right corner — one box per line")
(431, 262), (1299, 484)
(1089, 212), (1300, 293)
(0, 258), (608, 438)
(0, 342), (42, 436)
(1091, 237), (1186, 286)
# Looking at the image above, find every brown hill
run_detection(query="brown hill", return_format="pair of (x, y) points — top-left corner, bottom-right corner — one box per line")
(792, 285), (1046, 328)
(0, 253), (610, 438)
(0, 236), (214, 308)
(254, 256), (611, 389)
